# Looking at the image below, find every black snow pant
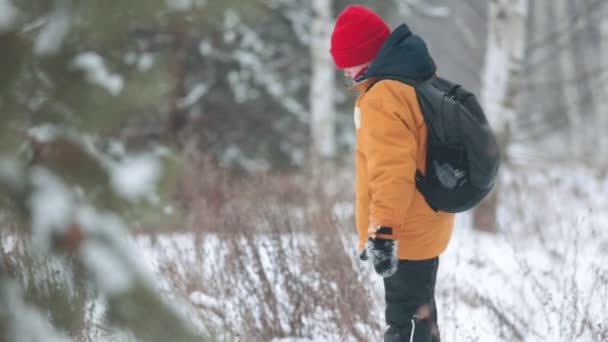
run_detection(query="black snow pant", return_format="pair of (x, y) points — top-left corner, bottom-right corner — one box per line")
(383, 257), (440, 342)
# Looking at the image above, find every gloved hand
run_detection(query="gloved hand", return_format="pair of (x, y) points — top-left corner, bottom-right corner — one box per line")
(360, 226), (398, 277)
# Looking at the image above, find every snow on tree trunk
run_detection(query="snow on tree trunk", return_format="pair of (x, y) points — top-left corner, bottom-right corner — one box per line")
(310, 0), (336, 164)
(475, 0), (528, 232)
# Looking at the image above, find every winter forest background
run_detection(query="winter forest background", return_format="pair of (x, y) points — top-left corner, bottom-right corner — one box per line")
(1, 0), (607, 341)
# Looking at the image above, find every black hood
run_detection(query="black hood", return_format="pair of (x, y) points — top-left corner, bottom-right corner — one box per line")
(361, 24), (436, 82)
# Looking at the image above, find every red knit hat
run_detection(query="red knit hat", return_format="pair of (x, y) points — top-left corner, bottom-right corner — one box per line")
(330, 5), (391, 68)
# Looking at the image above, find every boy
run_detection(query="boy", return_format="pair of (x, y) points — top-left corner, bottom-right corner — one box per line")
(329, 5), (455, 342)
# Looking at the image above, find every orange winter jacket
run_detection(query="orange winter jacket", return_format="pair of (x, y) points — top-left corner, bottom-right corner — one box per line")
(353, 77), (454, 260)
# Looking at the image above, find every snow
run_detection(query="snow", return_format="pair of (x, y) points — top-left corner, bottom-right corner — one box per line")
(71, 52), (125, 96)
(0, 158), (24, 190)
(0, 232), (19, 253)
(108, 154), (162, 201)
(223, 9), (240, 30)
(189, 291), (223, 309)
(128, 163), (607, 341)
(0, 0), (17, 32)
(220, 144), (270, 173)
(4, 162), (606, 341)
(281, 4), (312, 45)
(33, 7), (71, 56)
(436, 164), (608, 342)
(125, 52), (156, 71)
(132, 231), (374, 340)
(79, 239), (134, 295)
(198, 40), (213, 56)
(27, 124), (59, 143)
(74, 205), (155, 297)
(227, 70), (247, 103)
(163, 205), (175, 215)
(2, 282), (71, 342)
(107, 140), (126, 158)
(219, 12), (308, 121)
(137, 53), (155, 71)
(176, 83), (209, 109)
(28, 167), (73, 253)
(165, 0), (193, 11)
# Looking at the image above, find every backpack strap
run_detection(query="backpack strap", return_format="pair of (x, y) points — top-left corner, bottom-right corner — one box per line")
(362, 75), (439, 211)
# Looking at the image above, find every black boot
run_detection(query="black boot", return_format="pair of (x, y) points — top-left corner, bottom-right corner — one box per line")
(384, 326), (404, 342)
(384, 319), (432, 342)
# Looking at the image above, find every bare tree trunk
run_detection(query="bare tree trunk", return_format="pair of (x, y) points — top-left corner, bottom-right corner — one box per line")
(474, 0), (528, 232)
(536, 0), (567, 135)
(574, 1), (603, 160)
(597, 3), (608, 163)
(544, 0), (568, 139)
(168, 19), (188, 137)
(310, 0), (336, 169)
(573, 0), (597, 156)
(554, 0), (584, 155)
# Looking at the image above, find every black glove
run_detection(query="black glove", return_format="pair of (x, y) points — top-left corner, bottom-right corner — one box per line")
(364, 236), (398, 277)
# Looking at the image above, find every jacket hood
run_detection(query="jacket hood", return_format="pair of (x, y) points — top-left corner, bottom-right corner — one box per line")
(361, 24), (436, 82)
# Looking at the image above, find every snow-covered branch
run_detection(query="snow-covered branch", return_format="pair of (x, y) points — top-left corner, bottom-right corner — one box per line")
(0, 129), (205, 341)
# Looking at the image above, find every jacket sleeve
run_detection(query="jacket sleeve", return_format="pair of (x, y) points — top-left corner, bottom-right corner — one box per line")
(359, 81), (418, 237)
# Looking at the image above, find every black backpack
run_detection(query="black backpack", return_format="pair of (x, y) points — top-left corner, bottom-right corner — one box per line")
(372, 76), (501, 213)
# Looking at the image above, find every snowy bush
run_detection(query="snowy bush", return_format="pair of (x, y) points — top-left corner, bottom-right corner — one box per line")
(146, 157), (382, 341)
(438, 163), (608, 342)
(137, 160), (608, 341)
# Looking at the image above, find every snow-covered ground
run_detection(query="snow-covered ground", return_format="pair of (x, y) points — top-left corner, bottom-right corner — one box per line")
(438, 164), (608, 342)
(2, 163), (607, 341)
(130, 164), (608, 341)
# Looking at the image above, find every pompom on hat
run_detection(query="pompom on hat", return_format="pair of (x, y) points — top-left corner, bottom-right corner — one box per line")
(330, 5), (391, 68)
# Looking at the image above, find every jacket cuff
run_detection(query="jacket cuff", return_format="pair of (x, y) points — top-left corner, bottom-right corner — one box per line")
(375, 225), (398, 240)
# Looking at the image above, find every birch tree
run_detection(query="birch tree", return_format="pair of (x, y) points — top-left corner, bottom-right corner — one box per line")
(474, 0), (528, 231)
(598, 4), (608, 162)
(518, 0), (567, 145)
(555, 0), (585, 154)
(310, 0), (336, 165)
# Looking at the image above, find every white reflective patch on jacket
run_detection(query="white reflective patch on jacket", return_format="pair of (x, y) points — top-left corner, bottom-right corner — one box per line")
(354, 106), (361, 129)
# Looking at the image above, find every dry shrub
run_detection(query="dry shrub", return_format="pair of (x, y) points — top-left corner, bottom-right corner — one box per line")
(442, 163), (608, 342)
(152, 156), (382, 341)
